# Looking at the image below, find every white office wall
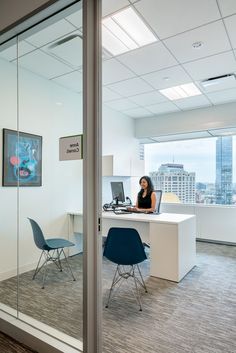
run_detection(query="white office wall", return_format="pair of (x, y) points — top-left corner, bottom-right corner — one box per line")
(161, 203), (236, 243)
(135, 102), (236, 138)
(0, 58), (82, 279)
(102, 106), (141, 204)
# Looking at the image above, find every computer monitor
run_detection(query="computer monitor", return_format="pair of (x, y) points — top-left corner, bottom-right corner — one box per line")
(154, 190), (162, 214)
(111, 182), (125, 204)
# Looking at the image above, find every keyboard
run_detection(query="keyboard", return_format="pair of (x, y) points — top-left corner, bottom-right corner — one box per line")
(113, 209), (132, 215)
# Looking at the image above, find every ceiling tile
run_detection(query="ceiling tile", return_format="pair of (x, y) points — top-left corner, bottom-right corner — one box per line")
(103, 87), (122, 102)
(118, 42), (177, 75)
(52, 70), (82, 92)
(103, 58), (135, 85)
(102, 0), (130, 17)
(174, 95), (211, 110)
(25, 20), (76, 47)
(164, 20), (231, 63)
(123, 107), (154, 118)
(146, 101), (180, 114)
(129, 91), (167, 106)
(143, 65), (193, 89)
(134, 0), (220, 39)
(224, 15), (236, 49)
(0, 41), (35, 61)
(102, 50), (112, 61)
(108, 77), (153, 96)
(217, 0), (236, 17)
(183, 51), (236, 80)
(17, 50), (72, 79)
(44, 34), (82, 69)
(105, 98), (138, 111)
(206, 87), (236, 104)
(65, 9), (82, 28)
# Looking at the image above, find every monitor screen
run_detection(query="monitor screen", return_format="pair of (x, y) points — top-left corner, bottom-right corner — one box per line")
(111, 182), (125, 203)
(155, 190), (162, 214)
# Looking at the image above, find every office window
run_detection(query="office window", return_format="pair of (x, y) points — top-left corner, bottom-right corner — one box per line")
(146, 136), (236, 205)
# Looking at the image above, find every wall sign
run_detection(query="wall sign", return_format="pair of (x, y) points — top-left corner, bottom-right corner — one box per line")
(59, 134), (83, 161)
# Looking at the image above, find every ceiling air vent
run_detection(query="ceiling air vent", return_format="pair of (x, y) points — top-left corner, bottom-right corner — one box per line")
(200, 74), (236, 91)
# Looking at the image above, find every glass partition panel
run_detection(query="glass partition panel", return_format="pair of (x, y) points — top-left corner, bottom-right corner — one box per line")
(0, 38), (18, 317)
(17, 2), (83, 346)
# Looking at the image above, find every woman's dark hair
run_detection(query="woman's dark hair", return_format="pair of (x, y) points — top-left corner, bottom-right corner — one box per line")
(138, 175), (154, 196)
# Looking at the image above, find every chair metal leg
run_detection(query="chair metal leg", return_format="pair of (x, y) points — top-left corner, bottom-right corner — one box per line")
(105, 265), (120, 308)
(131, 265), (142, 311)
(41, 251), (50, 289)
(32, 251), (44, 280)
(136, 264), (148, 293)
(106, 264), (147, 310)
(62, 249), (76, 281)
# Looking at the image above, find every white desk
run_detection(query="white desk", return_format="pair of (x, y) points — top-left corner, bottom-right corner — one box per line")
(68, 212), (196, 282)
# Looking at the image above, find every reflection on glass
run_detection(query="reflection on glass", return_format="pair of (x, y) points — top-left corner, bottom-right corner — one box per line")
(0, 38), (18, 317)
(0, 3), (83, 348)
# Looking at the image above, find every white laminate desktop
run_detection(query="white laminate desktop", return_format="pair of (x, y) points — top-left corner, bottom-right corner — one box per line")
(68, 211), (196, 282)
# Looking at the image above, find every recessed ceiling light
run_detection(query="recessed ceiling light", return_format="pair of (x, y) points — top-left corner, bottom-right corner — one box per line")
(159, 83), (202, 100)
(192, 41), (203, 49)
(102, 6), (157, 56)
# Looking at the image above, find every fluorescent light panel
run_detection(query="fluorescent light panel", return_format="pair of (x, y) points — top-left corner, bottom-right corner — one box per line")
(102, 7), (157, 56)
(160, 83), (202, 100)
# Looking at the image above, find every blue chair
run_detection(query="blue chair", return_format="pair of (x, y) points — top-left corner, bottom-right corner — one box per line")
(103, 227), (148, 311)
(28, 218), (76, 288)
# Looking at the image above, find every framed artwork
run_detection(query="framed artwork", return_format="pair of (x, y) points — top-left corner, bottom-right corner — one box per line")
(2, 129), (42, 186)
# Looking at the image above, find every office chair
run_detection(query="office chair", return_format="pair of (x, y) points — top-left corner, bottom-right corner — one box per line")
(143, 190), (163, 249)
(103, 227), (148, 311)
(28, 218), (76, 288)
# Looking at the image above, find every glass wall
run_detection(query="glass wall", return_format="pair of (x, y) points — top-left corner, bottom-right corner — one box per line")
(0, 2), (84, 348)
(145, 135), (236, 205)
(0, 37), (18, 317)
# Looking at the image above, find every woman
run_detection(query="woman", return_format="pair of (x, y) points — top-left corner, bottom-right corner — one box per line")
(129, 176), (156, 213)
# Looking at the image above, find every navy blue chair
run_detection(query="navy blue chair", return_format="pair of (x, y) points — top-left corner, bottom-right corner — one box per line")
(103, 227), (148, 311)
(28, 218), (76, 288)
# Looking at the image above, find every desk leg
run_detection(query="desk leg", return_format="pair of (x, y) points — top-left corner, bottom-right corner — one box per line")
(150, 218), (196, 282)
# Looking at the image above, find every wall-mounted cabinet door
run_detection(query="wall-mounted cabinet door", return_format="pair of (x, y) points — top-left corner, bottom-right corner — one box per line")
(102, 155), (131, 176)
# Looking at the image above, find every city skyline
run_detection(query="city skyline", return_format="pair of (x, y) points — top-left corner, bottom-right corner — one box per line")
(145, 137), (236, 183)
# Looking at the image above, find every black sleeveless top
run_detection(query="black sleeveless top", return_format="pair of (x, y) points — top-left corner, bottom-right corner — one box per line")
(138, 190), (153, 209)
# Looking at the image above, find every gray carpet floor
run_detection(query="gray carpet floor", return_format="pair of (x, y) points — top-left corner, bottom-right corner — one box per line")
(0, 242), (235, 353)
(0, 332), (36, 353)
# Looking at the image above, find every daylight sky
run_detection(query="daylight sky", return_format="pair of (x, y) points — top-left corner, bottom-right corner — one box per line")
(145, 137), (236, 183)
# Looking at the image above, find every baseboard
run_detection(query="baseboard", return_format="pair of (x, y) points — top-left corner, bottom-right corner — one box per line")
(0, 261), (38, 281)
(196, 238), (236, 246)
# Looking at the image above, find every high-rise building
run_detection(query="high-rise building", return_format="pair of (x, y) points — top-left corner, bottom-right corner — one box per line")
(150, 163), (195, 204)
(215, 136), (233, 205)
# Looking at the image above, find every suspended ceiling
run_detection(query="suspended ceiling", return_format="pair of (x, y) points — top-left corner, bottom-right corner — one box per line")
(1, 0), (236, 120)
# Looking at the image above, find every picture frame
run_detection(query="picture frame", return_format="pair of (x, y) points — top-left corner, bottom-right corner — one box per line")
(2, 129), (42, 186)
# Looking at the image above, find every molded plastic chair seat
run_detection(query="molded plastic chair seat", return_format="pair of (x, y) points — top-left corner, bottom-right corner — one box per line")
(44, 238), (75, 251)
(28, 218), (76, 288)
(103, 227), (147, 311)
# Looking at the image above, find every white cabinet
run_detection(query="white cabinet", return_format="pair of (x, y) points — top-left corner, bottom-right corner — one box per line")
(130, 158), (144, 176)
(102, 155), (144, 176)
